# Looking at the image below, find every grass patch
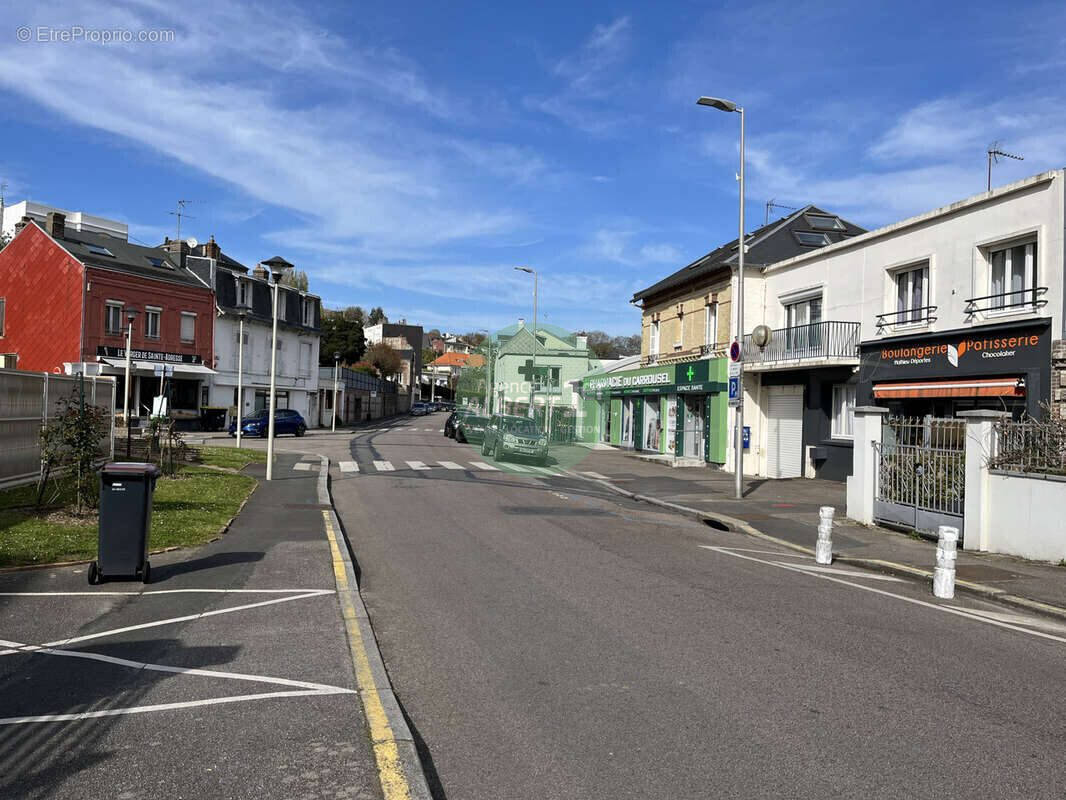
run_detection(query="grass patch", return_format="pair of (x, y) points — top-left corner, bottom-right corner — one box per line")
(0, 466), (256, 568)
(199, 446), (268, 471)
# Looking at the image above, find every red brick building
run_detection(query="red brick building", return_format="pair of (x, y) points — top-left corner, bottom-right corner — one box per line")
(0, 214), (215, 419)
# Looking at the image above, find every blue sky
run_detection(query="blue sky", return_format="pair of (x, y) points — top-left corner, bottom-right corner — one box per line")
(1, 1), (1064, 336)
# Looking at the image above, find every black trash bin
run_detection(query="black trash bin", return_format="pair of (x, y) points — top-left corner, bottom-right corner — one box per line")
(89, 462), (162, 585)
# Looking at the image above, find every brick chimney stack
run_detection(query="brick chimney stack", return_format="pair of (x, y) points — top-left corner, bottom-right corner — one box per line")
(45, 211), (65, 239)
(204, 235), (221, 260)
(163, 237), (189, 267)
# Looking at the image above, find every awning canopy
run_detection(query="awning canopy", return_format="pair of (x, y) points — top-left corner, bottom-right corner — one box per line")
(873, 377), (1024, 399)
(99, 357), (216, 377)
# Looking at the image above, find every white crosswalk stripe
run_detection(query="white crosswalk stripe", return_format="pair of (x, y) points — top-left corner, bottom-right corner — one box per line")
(579, 471), (611, 480)
(339, 461), (359, 473)
(405, 460), (431, 470)
(500, 463), (532, 472)
(293, 462), (314, 471)
(373, 460), (394, 472)
(437, 461), (464, 470)
(470, 462), (499, 471)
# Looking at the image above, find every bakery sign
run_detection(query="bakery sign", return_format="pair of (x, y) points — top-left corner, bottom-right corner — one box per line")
(860, 320), (1050, 380)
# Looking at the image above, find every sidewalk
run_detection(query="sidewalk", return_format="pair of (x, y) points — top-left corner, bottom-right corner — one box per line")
(564, 445), (1066, 617)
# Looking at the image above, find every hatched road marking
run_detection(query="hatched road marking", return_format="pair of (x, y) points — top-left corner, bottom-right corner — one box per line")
(373, 460), (395, 472)
(470, 462), (499, 471)
(339, 461), (359, 473)
(438, 461), (464, 470)
(405, 461), (431, 471)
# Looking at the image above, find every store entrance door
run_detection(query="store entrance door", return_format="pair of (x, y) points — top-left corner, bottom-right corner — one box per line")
(683, 395), (705, 460)
(622, 397), (634, 447)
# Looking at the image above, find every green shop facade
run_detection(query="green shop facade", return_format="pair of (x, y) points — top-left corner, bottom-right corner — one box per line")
(578, 359), (728, 463)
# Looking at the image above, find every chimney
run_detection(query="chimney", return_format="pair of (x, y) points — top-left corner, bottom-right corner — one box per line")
(575, 334), (587, 351)
(517, 317), (525, 329)
(14, 216), (31, 235)
(253, 263), (269, 280)
(163, 238), (189, 267)
(204, 235), (221, 261)
(45, 211), (66, 239)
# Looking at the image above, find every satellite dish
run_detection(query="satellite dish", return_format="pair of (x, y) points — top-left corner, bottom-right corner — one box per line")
(752, 324), (772, 349)
(185, 237), (199, 249)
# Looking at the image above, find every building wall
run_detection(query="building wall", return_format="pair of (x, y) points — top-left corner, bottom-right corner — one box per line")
(0, 224), (83, 371)
(641, 280), (732, 360)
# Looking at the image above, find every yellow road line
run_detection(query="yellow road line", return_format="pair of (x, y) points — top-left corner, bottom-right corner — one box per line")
(322, 510), (413, 800)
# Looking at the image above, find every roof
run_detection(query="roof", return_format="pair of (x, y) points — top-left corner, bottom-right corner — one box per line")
(493, 321), (575, 342)
(43, 225), (207, 289)
(430, 352), (472, 367)
(631, 205), (865, 304)
(496, 325), (586, 356)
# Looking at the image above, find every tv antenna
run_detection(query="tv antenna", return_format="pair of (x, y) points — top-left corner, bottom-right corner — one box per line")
(169, 199), (196, 243)
(0, 180), (7, 238)
(987, 143), (1023, 191)
(765, 198), (797, 225)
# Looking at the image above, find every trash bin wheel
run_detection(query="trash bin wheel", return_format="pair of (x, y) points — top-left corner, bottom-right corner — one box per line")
(142, 561), (151, 584)
(87, 561), (100, 585)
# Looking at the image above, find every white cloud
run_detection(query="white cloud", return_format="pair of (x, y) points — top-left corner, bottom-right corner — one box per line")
(581, 228), (682, 266)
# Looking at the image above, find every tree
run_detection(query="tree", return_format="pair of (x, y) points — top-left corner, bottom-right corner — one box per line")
(319, 315), (366, 366)
(421, 347), (438, 367)
(368, 307), (388, 325)
(582, 330), (641, 359)
(459, 331), (486, 348)
(0, 232), (10, 252)
(365, 341), (403, 380)
(280, 269), (310, 291)
(611, 334), (641, 356)
(584, 330), (614, 359)
(343, 306), (366, 324)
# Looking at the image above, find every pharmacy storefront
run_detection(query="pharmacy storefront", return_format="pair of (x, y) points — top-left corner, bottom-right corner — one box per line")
(581, 359), (728, 463)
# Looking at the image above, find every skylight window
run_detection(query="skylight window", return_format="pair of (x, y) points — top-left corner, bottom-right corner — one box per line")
(145, 256), (170, 268)
(86, 244), (115, 257)
(805, 214), (844, 231)
(795, 231), (831, 246)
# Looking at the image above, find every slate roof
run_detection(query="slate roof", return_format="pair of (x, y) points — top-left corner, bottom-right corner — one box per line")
(47, 225), (206, 289)
(631, 205), (865, 304)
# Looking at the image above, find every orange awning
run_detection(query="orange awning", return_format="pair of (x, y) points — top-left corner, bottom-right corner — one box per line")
(873, 377), (1024, 399)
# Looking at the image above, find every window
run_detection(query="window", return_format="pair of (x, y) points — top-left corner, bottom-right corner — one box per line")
(784, 294), (822, 353)
(832, 384), (856, 439)
(895, 264), (929, 323)
(180, 312), (196, 343)
(805, 214), (844, 231)
(233, 330), (249, 368)
(105, 302), (124, 335)
(300, 341), (312, 376)
(145, 306), (161, 339)
(650, 320), (660, 355)
(785, 296), (822, 328)
(236, 278), (250, 308)
(704, 302), (718, 347)
(86, 244), (114, 257)
(145, 256), (168, 268)
(0, 298), (5, 337)
(989, 241), (1037, 310)
(302, 298), (314, 326)
(795, 231), (831, 246)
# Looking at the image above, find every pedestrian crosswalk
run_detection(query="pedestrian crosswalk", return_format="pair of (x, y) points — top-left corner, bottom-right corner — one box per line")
(331, 458), (568, 478)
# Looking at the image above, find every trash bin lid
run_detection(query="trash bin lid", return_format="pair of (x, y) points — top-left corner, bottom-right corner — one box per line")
(101, 462), (162, 478)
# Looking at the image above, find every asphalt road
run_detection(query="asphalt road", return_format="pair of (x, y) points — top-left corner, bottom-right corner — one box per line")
(0, 453), (382, 800)
(314, 415), (1066, 800)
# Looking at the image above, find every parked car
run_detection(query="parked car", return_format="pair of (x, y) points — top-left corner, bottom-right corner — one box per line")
(444, 409), (473, 438)
(481, 414), (548, 465)
(410, 403), (430, 416)
(455, 414), (489, 444)
(228, 408), (307, 438)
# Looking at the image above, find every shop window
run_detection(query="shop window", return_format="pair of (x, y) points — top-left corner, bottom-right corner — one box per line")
(105, 301), (124, 335)
(894, 264), (929, 323)
(989, 240), (1037, 310)
(145, 307), (161, 340)
(181, 312), (196, 343)
(832, 384), (856, 439)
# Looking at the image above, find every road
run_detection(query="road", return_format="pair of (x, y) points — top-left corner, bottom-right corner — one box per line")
(285, 415), (1066, 800)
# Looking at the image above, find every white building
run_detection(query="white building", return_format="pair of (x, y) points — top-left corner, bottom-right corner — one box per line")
(185, 243), (322, 426)
(729, 169), (1065, 482)
(2, 200), (127, 240)
(364, 321), (423, 394)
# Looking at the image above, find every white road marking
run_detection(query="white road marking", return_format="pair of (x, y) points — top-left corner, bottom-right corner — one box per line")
(293, 462), (313, 471)
(580, 471), (612, 480)
(405, 460), (431, 471)
(373, 460), (394, 472)
(339, 461), (359, 473)
(0, 589), (335, 597)
(777, 562), (905, 582)
(720, 547), (814, 559)
(528, 466), (559, 476)
(470, 462), (499, 471)
(501, 463), (532, 472)
(437, 461), (464, 470)
(699, 546), (1066, 645)
(945, 605), (1066, 634)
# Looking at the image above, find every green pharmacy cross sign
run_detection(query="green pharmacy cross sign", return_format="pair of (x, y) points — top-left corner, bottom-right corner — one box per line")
(685, 364), (696, 382)
(518, 360), (550, 381)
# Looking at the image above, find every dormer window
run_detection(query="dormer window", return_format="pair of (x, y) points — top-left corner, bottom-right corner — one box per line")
(236, 277), (250, 308)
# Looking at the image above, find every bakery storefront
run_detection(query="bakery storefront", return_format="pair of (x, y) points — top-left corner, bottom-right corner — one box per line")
(857, 320), (1051, 419)
(582, 359), (728, 463)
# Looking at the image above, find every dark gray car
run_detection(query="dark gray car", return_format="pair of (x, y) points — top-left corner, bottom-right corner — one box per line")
(480, 414), (548, 465)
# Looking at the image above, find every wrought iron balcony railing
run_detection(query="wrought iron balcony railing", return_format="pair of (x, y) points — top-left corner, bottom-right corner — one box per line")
(875, 305), (938, 331)
(964, 286), (1048, 316)
(742, 321), (860, 365)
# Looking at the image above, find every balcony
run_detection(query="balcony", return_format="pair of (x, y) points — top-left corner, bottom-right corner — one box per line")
(742, 321), (860, 370)
(964, 287), (1048, 317)
(875, 305), (937, 332)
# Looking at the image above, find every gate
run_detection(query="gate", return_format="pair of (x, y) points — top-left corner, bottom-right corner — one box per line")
(874, 417), (965, 538)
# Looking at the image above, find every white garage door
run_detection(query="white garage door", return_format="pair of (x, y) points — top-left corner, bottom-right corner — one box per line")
(766, 388), (803, 479)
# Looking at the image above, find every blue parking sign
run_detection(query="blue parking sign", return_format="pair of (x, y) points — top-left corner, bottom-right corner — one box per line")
(728, 376), (740, 406)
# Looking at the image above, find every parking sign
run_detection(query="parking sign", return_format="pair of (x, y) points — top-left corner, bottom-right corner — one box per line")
(728, 376), (741, 407)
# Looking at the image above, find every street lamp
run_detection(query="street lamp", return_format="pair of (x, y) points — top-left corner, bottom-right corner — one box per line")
(265, 269), (283, 481)
(122, 307), (140, 424)
(332, 351), (340, 433)
(698, 94), (745, 500)
(478, 328), (493, 414)
(514, 266), (538, 426)
(236, 309), (247, 449)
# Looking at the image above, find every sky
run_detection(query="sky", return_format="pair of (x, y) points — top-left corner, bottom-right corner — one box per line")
(1, 0), (1064, 336)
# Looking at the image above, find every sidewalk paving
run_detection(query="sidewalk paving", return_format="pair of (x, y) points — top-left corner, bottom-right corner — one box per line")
(564, 446), (1066, 616)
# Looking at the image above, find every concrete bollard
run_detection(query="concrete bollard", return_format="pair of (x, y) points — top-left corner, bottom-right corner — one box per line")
(932, 525), (959, 599)
(816, 506), (834, 565)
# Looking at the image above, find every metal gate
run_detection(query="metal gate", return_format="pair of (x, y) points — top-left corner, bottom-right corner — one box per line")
(874, 417), (965, 538)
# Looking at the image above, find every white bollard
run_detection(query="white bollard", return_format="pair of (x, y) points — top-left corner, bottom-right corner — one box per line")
(932, 525), (959, 599)
(815, 506), (834, 565)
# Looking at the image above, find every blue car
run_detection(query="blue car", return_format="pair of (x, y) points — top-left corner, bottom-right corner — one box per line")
(228, 408), (307, 438)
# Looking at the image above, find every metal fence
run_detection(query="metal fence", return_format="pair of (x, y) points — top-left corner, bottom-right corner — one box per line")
(0, 370), (116, 489)
(990, 418), (1066, 476)
(874, 417), (966, 536)
(741, 321), (860, 365)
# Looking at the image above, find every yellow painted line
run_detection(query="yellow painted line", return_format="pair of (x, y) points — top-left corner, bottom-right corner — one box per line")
(322, 510), (413, 800)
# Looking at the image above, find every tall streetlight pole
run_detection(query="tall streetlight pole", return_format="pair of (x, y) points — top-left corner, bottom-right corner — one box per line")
(697, 95), (745, 500)
(332, 351), (340, 432)
(123, 308), (139, 458)
(478, 328), (493, 414)
(514, 266), (538, 426)
(236, 309), (247, 449)
(265, 270), (283, 481)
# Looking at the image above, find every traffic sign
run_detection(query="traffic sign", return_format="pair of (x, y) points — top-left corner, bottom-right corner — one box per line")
(728, 376), (741, 407)
(728, 361), (741, 379)
(729, 341), (742, 362)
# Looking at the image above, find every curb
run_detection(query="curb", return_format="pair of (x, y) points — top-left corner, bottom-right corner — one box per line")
(316, 456), (433, 800)
(576, 473), (1066, 623)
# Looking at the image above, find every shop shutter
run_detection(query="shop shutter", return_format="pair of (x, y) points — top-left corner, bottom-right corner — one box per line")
(767, 388), (803, 479)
